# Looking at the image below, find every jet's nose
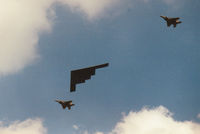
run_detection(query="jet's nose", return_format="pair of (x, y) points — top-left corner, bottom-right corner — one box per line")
(160, 16), (167, 20)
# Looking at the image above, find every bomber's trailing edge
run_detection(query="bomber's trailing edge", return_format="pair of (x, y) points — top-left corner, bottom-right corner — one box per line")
(70, 63), (109, 92)
(160, 16), (182, 28)
(55, 100), (75, 110)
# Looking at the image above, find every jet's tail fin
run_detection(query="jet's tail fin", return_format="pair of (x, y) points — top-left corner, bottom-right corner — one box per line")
(174, 21), (182, 27)
(177, 21), (182, 24)
(67, 104), (75, 110)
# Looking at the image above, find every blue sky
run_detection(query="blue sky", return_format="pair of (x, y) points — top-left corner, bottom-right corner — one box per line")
(0, 0), (200, 134)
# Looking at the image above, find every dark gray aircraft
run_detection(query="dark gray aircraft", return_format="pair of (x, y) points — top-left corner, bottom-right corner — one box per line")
(55, 100), (75, 110)
(70, 63), (109, 92)
(160, 16), (182, 28)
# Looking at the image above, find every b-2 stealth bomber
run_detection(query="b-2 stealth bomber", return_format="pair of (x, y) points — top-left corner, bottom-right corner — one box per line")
(70, 63), (109, 92)
(160, 16), (182, 28)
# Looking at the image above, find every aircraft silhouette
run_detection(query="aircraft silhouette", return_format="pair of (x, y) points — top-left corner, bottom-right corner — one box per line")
(55, 100), (75, 110)
(160, 16), (182, 28)
(70, 63), (109, 92)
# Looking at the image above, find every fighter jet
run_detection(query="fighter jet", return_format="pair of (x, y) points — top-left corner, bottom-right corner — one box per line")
(70, 63), (109, 92)
(160, 16), (182, 28)
(55, 100), (75, 110)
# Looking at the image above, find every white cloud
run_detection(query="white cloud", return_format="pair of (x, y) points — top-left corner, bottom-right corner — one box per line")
(73, 125), (79, 130)
(0, 0), (54, 76)
(0, 118), (47, 134)
(56, 0), (122, 20)
(84, 130), (89, 134)
(94, 106), (200, 134)
(0, 0), (123, 76)
(197, 113), (200, 119)
(142, 0), (181, 5)
(95, 132), (104, 134)
(0, 0), (183, 76)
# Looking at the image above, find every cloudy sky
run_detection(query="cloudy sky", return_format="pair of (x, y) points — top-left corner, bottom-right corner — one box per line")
(0, 0), (200, 134)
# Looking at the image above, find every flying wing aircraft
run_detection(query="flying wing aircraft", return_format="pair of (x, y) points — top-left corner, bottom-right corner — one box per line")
(70, 63), (109, 92)
(160, 16), (182, 28)
(55, 100), (75, 110)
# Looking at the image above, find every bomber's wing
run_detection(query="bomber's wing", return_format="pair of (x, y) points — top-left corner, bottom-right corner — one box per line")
(70, 63), (109, 92)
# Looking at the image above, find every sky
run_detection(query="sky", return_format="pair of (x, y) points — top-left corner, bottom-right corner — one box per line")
(0, 0), (200, 134)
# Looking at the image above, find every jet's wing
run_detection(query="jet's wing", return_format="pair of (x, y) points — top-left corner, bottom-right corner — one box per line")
(70, 63), (109, 92)
(66, 100), (72, 105)
(174, 17), (180, 20)
(168, 17), (180, 21)
(167, 22), (171, 27)
(61, 104), (67, 109)
(173, 24), (176, 28)
(67, 100), (72, 103)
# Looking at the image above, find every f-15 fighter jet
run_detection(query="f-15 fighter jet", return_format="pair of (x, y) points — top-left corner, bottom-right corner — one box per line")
(55, 100), (75, 110)
(70, 63), (109, 92)
(160, 16), (182, 28)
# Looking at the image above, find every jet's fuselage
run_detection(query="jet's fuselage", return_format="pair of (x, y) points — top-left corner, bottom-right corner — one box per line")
(160, 16), (182, 27)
